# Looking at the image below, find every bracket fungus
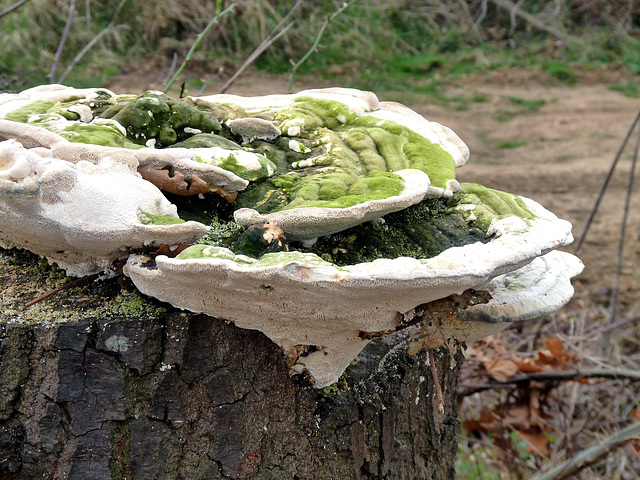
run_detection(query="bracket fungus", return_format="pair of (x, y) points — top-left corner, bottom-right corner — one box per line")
(0, 85), (582, 387)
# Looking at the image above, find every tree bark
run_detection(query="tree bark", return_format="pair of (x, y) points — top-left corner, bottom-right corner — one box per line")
(0, 250), (462, 479)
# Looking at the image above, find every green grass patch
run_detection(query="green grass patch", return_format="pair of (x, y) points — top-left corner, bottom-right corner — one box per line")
(506, 96), (546, 112)
(545, 61), (577, 84)
(498, 140), (529, 149)
(608, 81), (640, 98)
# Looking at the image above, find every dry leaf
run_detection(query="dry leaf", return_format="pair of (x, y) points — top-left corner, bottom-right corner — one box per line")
(482, 355), (520, 382)
(519, 431), (549, 458)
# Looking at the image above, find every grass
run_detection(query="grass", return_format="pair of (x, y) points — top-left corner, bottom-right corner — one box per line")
(608, 81), (640, 98)
(1, 1), (639, 93)
(498, 140), (529, 149)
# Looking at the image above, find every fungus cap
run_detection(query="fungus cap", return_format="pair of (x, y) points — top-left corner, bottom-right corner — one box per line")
(0, 140), (208, 276)
(124, 195), (579, 387)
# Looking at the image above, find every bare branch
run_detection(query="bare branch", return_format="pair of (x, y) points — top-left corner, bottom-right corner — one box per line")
(49, 0), (76, 84)
(429, 350), (445, 414)
(288, 0), (359, 94)
(530, 421), (640, 480)
(0, 0), (32, 20)
(23, 273), (100, 310)
(459, 367), (640, 397)
(218, 0), (304, 94)
(57, 0), (130, 84)
(164, 3), (236, 94)
(574, 109), (640, 253)
(489, 0), (570, 41)
(58, 0), (129, 83)
(217, 21), (294, 94)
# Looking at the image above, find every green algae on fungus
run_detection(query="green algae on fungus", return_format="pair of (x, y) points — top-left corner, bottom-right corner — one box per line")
(273, 97), (456, 186)
(454, 183), (536, 230)
(218, 154), (274, 182)
(177, 244), (335, 268)
(110, 92), (221, 147)
(138, 212), (185, 225)
(4, 101), (57, 123)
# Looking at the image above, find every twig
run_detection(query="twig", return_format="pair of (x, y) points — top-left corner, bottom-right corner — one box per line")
(23, 273), (100, 310)
(509, 0), (526, 35)
(218, 0), (304, 94)
(57, 0), (129, 84)
(0, 0), (32, 20)
(49, 0), (76, 84)
(573, 108), (640, 253)
(218, 21), (294, 94)
(162, 52), (179, 89)
(164, 3), (235, 94)
(530, 421), (640, 480)
(287, 0), (359, 94)
(489, 0), (570, 41)
(607, 119), (640, 327)
(428, 349), (445, 414)
(459, 367), (640, 397)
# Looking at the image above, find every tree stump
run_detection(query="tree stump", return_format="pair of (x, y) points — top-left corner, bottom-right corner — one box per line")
(0, 249), (462, 479)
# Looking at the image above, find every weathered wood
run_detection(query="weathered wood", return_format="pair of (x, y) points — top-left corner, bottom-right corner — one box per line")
(0, 249), (461, 479)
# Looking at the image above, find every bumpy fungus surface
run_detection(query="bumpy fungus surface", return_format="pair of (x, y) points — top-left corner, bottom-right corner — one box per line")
(0, 85), (582, 387)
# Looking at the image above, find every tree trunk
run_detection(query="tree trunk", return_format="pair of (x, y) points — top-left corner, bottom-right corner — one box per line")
(0, 250), (462, 479)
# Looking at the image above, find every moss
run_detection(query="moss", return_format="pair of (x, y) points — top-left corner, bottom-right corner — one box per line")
(59, 121), (142, 149)
(231, 98), (455, 214)
(4, 101), (56, 123)
(218, 154), (273, 181)
(111, 92), (221, 147)
(318, 373), (350, 397)
(185, 98), (248, 121)
(274, 96), (356, 135)
(169, 133), (242, 150)
(197, 217), (243, 246)
(348, 116), (455, 189)
(112, 290), (167, 317)
(138, 213), (185, 225)
(455, 183), (536, 230)
(0, 248), (168, 325)
(306, 197), (488, 266)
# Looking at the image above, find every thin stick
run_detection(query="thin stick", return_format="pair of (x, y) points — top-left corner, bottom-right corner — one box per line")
(0, 0), (32, 20)
(23, 273), (100, 310)
(530, 421), (640, 480)
(287, 0), (359, 94)
(49, 0), (76, 84)
(607, 120), (640, 327)
(162, 52), (179, 89)
(218, 21), (294, 94)
(218, 0), (304, 94)
(58, 0), (128, 84)
(428, 349), (445, 414)
(574, 109), (640, 253)
(164, 3), (236, 94)
(459, 367), (640, 397)
(489, 0), (570, 41)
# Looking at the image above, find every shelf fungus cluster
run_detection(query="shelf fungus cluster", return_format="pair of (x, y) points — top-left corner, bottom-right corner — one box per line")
(0, 84), (582, 387)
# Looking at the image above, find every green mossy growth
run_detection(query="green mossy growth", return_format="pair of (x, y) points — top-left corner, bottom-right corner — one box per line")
(185, 97), (248, 122)
(305, 197), (488, 266)
(170, 133), (242, 150)
(59, 121), (142, 149)
(4, 101), (56, 123)
(111, 92), (221, 147)
(138, 212), (185, 225)
(274, 96), (356, 135)
(455, 183), (535, 230)
(217, 154), (273, 181)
